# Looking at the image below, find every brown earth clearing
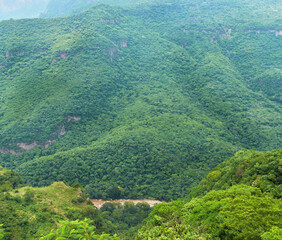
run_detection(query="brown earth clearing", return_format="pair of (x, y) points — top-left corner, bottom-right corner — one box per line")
(91, 199), (163, 209)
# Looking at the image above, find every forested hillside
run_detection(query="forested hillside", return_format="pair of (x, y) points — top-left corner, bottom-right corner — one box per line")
(0, 0), (281, 201)
(137, 149), (282, 239)
(0, 166), (152, 239)
(0, 149), (281, 239)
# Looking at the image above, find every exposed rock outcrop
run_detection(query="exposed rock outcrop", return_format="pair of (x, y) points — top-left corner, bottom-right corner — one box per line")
(60, 52), (67, 59)
(67, 116), (81, 122)
(0, 116), (81, 154)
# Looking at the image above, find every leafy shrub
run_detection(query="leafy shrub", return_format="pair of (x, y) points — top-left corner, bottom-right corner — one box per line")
(40, 219), (118, 240)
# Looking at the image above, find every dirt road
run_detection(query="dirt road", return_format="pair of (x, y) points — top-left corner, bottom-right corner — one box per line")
(91, 199), (163, 209)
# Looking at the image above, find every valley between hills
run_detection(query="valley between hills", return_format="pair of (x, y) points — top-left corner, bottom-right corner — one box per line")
(0, 0), (281, 239)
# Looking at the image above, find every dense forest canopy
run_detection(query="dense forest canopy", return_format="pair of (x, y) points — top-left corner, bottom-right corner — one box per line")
(0, 0), (281, 201)
(0, 167), (151, 239)
(0, 149), (281, 239)
(137, 149), (282, 239)
(0, 1), (281, 238)
(0, 0), (282, 240)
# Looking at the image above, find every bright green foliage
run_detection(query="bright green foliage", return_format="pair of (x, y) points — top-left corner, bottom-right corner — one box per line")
(0, 182), (99, 239)
(40, 219), (118, 240)
(261, 227), (282, 240)
(189, 149), (282, 198)
(0, 1), (281, 239)
(137, 201), (191, 240)
(0, 166), (23, 192)
(0, 174), (152, 240)
(0, 225), (4, 239)
(138, 185), (282, 240)
(183, 185), (281, 239)
(0, 0), (281, 200)
(138, 149), (282, 239)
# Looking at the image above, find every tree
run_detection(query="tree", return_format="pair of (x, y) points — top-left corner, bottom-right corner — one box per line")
(183, 185), (282, 239)
(0, 224), (4, 239)
(107, 186), (123, 200)
(40, 218), (118, 240)
(261, 227), (282, 240)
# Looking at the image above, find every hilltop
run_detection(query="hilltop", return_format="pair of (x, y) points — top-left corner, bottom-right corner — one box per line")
(0, 167), (153, 239)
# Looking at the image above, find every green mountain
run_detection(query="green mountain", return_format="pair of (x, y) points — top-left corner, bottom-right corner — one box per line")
(40, 0), (167, 18)
(189, 148), (282, 199)
(0, 166), (23, 191)
(137, 149), (282, 239)
(1, 150), (281, 239)
(40, 0), (125, 18)
(0, 0), (281, 200)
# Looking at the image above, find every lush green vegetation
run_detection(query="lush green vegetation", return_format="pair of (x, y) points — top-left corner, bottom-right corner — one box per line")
(0, 225), (4, 240)
(1, 149), (280, 239)
(0, 180), (94, 239)
(0, 0), (281, 201)
(189, 148), (282, 199)
(0, 1), (281, 238)
(137, 149), (282, 239)
(0, 166), (23, 192)
(0, 166), (152, 239)
(40, 219), (118, 240)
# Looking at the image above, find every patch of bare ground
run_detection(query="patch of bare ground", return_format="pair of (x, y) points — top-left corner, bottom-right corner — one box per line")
(0, 148), (17, 154)
(0, 116), (81, 154)
(51, 182), (68, 189)
(91, 199), (163, 209)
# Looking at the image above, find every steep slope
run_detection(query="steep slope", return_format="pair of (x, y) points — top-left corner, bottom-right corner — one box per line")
(189, 148), (282, 198)
(0, 166), (153, 240)
(0, 0), (281, 199)
(137, 149), (282, 239)
(0, 182), (91, 239)
(0, 166), (95, 239)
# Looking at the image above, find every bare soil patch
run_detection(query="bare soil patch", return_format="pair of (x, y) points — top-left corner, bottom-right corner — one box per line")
(91, 199), (163, 209)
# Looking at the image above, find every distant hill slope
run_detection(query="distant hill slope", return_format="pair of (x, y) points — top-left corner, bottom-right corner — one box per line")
(0, 0), (48, 21)
(40, 0), (157, 18)
(0, 0), (281, 199)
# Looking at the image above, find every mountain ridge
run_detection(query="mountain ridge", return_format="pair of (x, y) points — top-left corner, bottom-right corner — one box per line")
(0, 0), (281, 200)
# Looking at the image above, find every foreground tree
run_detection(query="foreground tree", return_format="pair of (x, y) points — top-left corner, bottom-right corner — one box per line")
(0, 224), (4, 239)
(40, 219), (118, 240)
